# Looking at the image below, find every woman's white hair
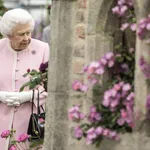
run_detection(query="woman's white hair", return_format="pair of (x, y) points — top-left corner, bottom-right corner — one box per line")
(0, 8), (35, 37)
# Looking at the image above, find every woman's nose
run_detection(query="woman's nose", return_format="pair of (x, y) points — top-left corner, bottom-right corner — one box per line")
(23, 34), (30, 40)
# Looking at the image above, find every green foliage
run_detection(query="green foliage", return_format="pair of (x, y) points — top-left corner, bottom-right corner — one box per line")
(0, 0), (7, 39)
(20, 68), (48, 92)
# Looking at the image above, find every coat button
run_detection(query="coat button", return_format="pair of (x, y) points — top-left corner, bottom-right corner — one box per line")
(17, 58), (20, 61)
(15, 69), (19, 72)
(15, 78), (18, 81)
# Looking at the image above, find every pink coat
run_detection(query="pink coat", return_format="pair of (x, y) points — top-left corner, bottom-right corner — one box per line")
(0, 38), (49, 149)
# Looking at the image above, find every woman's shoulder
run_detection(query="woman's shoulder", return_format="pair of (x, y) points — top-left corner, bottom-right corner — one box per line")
(30, 38), (49, 52)
(0, 38), (8, 44)
(31, 38), (47, 45)
(0, 38), (8, 50)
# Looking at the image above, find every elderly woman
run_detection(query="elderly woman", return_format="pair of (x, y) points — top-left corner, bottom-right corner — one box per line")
(0, 8), (49, 149)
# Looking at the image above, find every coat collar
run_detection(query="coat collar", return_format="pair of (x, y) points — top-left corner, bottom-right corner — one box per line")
(7, 38), (33, 54)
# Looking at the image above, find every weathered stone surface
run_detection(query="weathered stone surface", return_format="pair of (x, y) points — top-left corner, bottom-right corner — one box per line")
(72, 59), (84, 74)
(86, 0), (102, 35)
(73, 39), (85, 57)
(85, 35), (96, 62)
(77, 0), (86, 8)
(46, 0), (76, 93)
(76, 9), (85, 23)
(43, 0), (76, 149)
(76, 24), (85, 38)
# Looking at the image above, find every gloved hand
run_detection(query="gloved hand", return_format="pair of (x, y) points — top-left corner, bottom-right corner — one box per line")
(5, 90), (48, 106)
(0, 91), (21, 106)
(0, 91), (10, 103)
(6, 91), (33, 106)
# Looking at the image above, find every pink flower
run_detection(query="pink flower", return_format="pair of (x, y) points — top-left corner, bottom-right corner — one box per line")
(108, 60), (114, 67)
(17, 133), (29, 142)
(72, 80), (88, 92)
(1, 130), (10, 138)
(121, 109), (128, 118)
(120, 5), (128, 16)
(105, 52), (114, 60)
(122, 83), (131, 91)
(89, 77), (98, 85)
(86, 127), (97, 144)
(68, 105), (85, 121)
(9, 145), (17, 150)
(117, 118), (125, 126)
(118, 0), (126, 6)
(82, 65), (88, 73)
(100, 57), (107, 65)
(146, 23), (150, 30)
(130, 23), (136, 31)
(95, 127), (103, 135)
(113, 84), (121, 91)
(95, 67), (105, 74)
(81, 85), (88, 92)
(88, 106), (102, 122)
(74, 126), (83, 138)
(112, 6), (120, 14)
(110, 100), (119, 108)
(126, 92), (134, 101)
(103, 129), (110, 136)
(72, 80), (82, 91)
(38, 118), (45, 124)
(120, 23), (129, 31)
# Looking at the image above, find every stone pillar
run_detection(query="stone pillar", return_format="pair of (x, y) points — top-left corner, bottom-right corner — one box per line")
(43, 0), (77, 149)
(134, 0), (150, 116)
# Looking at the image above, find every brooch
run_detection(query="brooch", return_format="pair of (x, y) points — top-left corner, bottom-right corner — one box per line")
(31, 50), (36, 55)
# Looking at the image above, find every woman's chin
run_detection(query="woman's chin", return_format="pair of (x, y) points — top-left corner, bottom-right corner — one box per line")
(20, 45), (28, 49)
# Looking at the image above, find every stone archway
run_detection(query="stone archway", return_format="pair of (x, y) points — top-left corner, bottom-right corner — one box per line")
(43, 0), (150, 150)
(85, 0), (119, 62)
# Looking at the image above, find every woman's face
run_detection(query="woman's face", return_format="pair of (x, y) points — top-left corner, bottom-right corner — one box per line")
(9, 23), (32, 51)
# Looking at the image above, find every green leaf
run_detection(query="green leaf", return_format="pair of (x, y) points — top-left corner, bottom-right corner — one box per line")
(23, 72), (29, 77)
(19, 82), (31, 91)
(95, 136), (103, 147)
(29, 82), (38, 90)
(29, 139), (44, 148)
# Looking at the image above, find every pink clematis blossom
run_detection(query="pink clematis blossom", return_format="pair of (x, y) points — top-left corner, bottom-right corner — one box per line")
(130, 23), (136, 31)
(68, 105), (85, 121)
(86, 127), (97, 145)
(112, 6), (120, 14)
(120, 5), (128, 16)
(88, 106), (102, 122)
(146, 23), (150, 30)
(122, 83), (131, 91)
(72, 80), (82, 91)
(120, 23), (129, 31)
(74, 126), (83, 138)
(95, 127), (103, 135)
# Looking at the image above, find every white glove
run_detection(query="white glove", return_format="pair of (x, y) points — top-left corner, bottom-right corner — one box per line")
(5, 91), (33, 106)
(0, 91), (10, 103)
(0, 91), (21, 106)
(6, 90), (48, 106)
